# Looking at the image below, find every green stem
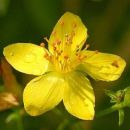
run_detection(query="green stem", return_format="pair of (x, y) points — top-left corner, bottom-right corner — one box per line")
(96, 103), (124, 118)
(15, 110), (24, 130)
(118, 109), (124, 126)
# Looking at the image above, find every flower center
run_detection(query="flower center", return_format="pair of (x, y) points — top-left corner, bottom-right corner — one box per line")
(41, 37), (91, 73)
(41, 19), (90, 73)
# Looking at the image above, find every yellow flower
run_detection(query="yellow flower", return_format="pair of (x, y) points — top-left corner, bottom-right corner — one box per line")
(3, 12), (126, 120)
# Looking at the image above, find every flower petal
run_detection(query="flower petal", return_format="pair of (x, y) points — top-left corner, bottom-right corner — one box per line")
(49, 12), (87, 53)
(63, 71), (95, 120)
(3, 43), (49, 75)
(23, 72), (64, 116)
(80, 50), (126, 81)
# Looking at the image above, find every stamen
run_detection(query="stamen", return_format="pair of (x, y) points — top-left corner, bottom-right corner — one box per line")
(71, 31), (75, 37)
(60, 50), (63, 54)
(76, 45), (80, 51)
(95, 50), (99, 54)
(64, 54), (69, 60)
(52, 31), (56, 35)
(66, 35), (71, 42)
(84, 44), (90, 50)
(44, 52), (51, 61)
(72, 22), (77, 28)
(112, 60), (119, 68)
(53, 46), (57, 51)
(52, 39), (61, 53)
(52, 43), (57, 51)
(44, 37), (49, 43)
(60, 20), (64, 26)
(40, 42), (45, 47)
(65, 34), (68, 37)
(77, 54), (87, 61)
(84, 50), (99, 60)
(57, 50), (63, 55)
(56, 39), (61, 45)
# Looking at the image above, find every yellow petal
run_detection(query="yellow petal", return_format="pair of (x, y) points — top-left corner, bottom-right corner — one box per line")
(3, 43), (49, 75)
(63, 71), (95, 120)
(49, 12), (87, 53)
(80, 50), (126, 81)
(23, 72), (64, 116)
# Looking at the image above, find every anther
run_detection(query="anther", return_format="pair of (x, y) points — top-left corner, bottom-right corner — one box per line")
(44, 53), (48, 58)
(76, 52), (79, 56)
(56, 40), (61, 45)
(77, 53), (86, 61)
(52, 31), (56, 35)
(73, 22), (77, 28)
(111, 60), (119, 68)
(53, 39), (61, 46)
(60, 20), (64, 26)
(95, 50), (99, 54)
(84, 44), (90, 50)
(64, 55), (69, 60)
(76, 45), (80, 51)
(40, 42), (45, 47)
(44, 53), (51, 61)
(76, 45), (79, 48)
(71, 31), (75, 36)
(58, 51), (62, 55)
(60, 50), (63, 54)
(53, 46), (57, 51)
(65, 34), (68, 37)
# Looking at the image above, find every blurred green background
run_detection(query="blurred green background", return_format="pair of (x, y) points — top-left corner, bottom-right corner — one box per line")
(0, 0), (130, 130)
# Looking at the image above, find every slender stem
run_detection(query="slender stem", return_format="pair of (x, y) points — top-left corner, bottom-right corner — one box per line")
(96, 105), (118, 117)
(118, 109), (124, 126)
(15, 110), (24, 130)
(96, 102), (125, 118)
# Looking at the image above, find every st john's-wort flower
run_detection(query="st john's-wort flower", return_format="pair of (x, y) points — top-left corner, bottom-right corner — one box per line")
(3, 12), (126, 120)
